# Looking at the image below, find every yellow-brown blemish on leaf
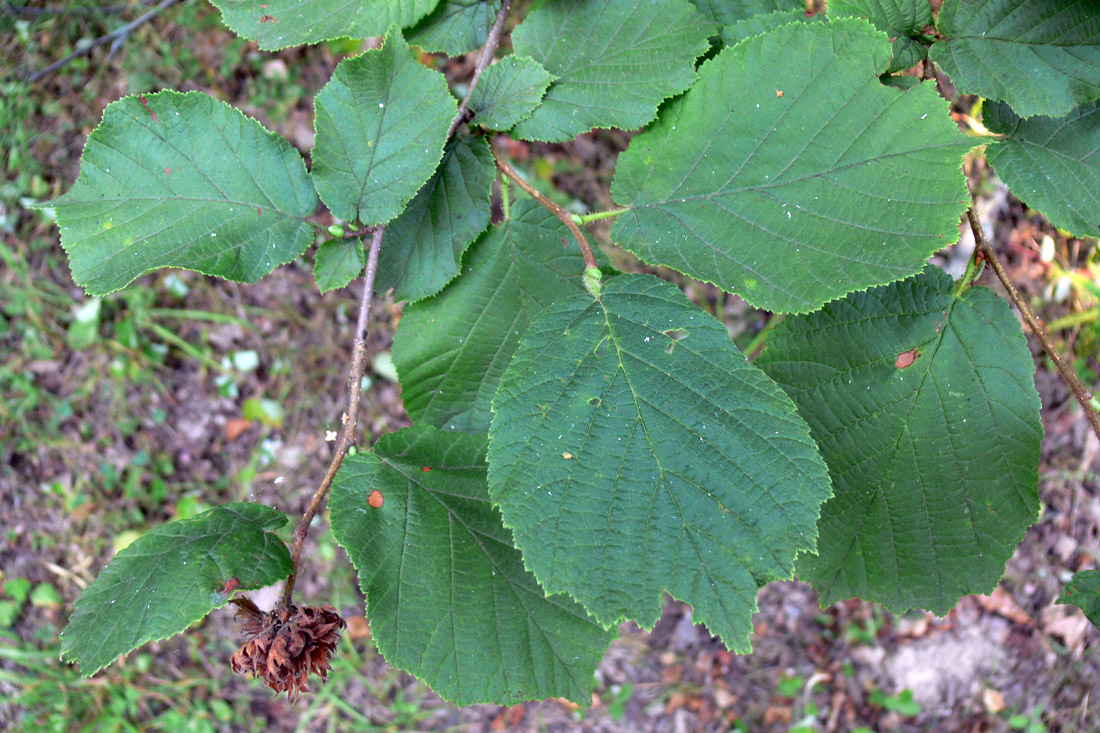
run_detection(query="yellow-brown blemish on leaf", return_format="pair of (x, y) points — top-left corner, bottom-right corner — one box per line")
(895, 349), (919, 369)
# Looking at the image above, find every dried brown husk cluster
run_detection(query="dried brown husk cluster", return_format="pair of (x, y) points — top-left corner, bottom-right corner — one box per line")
(229, 597), (345, 699)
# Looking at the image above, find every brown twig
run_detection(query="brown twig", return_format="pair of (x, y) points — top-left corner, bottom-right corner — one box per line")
(283, 0), (514, 605)
(446, 0), (513, 140)
(492, 147), (599, 271)
(2, 3), (149, 16)
(965, 208), (1100, 443)
(27, 0), (177, 82)
(283, 226), (384, 605)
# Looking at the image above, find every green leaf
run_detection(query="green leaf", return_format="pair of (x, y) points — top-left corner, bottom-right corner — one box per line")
(611, 19), (972, 314)
(510, 0), (714, 142)
(1058, 570), (1100, 628)
(209, 0), (441, 51)
(329, 426), (613, 705)
(61, 503), (292, 676)
(30, 583), (63, 609)
(829, 0), (932, 73)
(719, 8), (821, 48)
(312, 28), (456, 226)
(688, 0), (798, 25)
(49, 91), (317, 296)
(985, 100), (1100, 240)
(881, 73), (921, 91)
(406, 0), (501, 56)
(67, 298), (101, 350)
(757, 268), (1042, 614)
(241, 396), (286, 427)
(376, 136), (494, 302)
(393, 200), (591, 433)
(469, 56), (555, 132)
(4, 577), (32, 605)
(930, 0), (1100, 118)
(487, 273), (831, 650)
(313, 238), (365, 293)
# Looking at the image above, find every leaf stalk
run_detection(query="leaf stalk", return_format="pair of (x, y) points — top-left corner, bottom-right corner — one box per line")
(492, 147), (599, 271)
(570, 208), (628, 225)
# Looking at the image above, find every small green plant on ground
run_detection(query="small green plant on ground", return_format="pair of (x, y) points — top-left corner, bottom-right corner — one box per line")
(1008, 704), (1049, 733)
(28, 0), (1100, 712)
(869, 687), (922, 717)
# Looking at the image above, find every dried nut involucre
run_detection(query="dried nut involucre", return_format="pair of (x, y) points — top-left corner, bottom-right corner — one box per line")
(229, 598), (346, 699)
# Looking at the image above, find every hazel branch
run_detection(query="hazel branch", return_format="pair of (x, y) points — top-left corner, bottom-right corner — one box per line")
(446, 0), (514, 140)
(965, 208), (1100, 443)
(27, 0), (178, 82)
(284, 0), (515, 605)
(283, 225), (384, 605)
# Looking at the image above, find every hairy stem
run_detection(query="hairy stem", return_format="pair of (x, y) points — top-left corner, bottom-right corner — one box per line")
(500, 174), (511, 220)
(952, 243), (986, 297)
(447, 0), (514, 140)
(965, 208), (1100, 443)
(493, 147), (599, 271)
(570, 208), (629, 225)
(284, 225), (384, 606)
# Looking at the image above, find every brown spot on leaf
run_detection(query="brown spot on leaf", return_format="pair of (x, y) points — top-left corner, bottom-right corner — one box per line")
(260, 14), (276, 23)
(895, 349), (919, 369)
(367, 490), (384, 508)
(420, 466), (431, 472)
(775, 90), (784, 97)
(138, 94), (158, 122)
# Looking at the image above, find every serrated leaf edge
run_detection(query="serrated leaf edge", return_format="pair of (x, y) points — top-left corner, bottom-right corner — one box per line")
(60, 503), (290, 676)
(330, 435), (611, 706)
(485, 274), (832, 652)
(50, 90), (318, 297)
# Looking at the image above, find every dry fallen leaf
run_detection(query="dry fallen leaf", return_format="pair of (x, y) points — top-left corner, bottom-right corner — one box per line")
(1041, 606), (1090, 654)
(225, 418), (252, 441)
(345, 615), (370, 640)
(713, 686), (737, 709)
(976, 586), (1032, 625)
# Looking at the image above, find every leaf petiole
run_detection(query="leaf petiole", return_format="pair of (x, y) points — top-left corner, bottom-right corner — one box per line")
(570, 208), (628, 225)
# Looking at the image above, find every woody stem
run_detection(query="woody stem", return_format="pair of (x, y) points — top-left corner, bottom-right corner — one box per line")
(283, 225), (384, 605)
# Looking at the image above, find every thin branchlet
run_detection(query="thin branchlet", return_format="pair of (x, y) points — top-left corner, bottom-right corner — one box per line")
(966, 208), (1100, 443)
(284, 0), (516, 605)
